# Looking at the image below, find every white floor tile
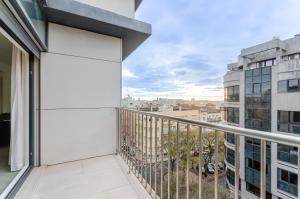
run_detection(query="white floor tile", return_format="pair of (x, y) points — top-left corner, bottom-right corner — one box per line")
(15, 155), (151, 199)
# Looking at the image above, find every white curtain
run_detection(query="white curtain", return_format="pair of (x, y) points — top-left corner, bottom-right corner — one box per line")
(9, 45), (25, 172)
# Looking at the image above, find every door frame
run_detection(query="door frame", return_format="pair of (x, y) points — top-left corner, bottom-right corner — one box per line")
(0, 26), (36, 199)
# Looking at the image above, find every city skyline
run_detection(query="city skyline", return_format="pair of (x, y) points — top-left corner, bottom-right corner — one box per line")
(123, 0), (300, 100)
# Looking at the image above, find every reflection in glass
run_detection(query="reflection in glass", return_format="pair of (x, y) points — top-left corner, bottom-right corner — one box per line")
(18, 0), (46, 44)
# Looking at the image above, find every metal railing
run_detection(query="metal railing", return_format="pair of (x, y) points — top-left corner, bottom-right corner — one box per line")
(117, 107), (300, 199)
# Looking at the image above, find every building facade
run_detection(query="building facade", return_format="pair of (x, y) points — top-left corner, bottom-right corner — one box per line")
(224, 35), (300, 199)
(0, 0), (151, 198)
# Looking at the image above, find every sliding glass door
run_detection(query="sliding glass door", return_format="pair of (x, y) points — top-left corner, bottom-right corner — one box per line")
(0, 28), (30, 198)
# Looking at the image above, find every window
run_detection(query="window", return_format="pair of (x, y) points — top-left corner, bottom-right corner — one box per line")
(278, 111), (300, 134)
(291, 112), (300, 123)
(17, 0), (47, 43)
(225, 107), (239, 124)
(245, 83), (252, 96)
(225, 132), (235, 144)
(284, 53), (300, 60)
(227, 87), (233, 99)
(225, 85), (239, 102)
(278, 79), (300, 93)
(277, 144), (298, 165)
(246, 158), (260, 171)
(262, 82), (271, 95)
(277, 169), (298, 197)
(245, 67), (271, 131)
(265, 60), (273, 67)
(254, 59), (276, 69)
(225, 147), (235, 166)
(253, 68), (261, 76)
(253, 83), (261, 95)
(246, 182), (260, 196)
(227, 169), (235, 186)
(234, 108), (239, 124)
(234, 86), (239, 101)
(278, 80), (287, 93)
(288, 79), (299, 92)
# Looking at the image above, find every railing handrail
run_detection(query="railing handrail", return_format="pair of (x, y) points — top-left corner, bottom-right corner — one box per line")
(117, 107), (300, 147)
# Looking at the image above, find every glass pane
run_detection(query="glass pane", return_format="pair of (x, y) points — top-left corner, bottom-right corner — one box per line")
(280, 169), (289, 182)
(262, 74), (271, 83)
(279, 111), (289, 123)
(265, 60), (273, 67)
(290, 173), (298, 185)
(278, 80), (287, 93)
(291, 112), (300, 123)
(253, 83), (261, 95)
(253, 68), (261, 76)
(246, 70), (253, 77)
(262, 82), (271, 95)
(253, 75), (261, 83)
(17, 0), (46, 43)
(288, 79), (299, 91)
(227, 86), (234, 96)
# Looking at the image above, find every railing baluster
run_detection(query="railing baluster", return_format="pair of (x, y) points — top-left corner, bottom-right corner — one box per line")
(127, 111), (130, 173)
(214, 130), (218, 199)
(127, 111), (129, 165)
(141, 114), (144, 183)
(198, 127), (202, 199)
(186, 124), (190, 199)
(150, 116), (153, 192)
(137, 113), (140, 178)
(297, 147), (300, 197)
(260, 140), (266, 199)
(121, 110), (124, 158)
(145, 115), (148, 187)
(130, 112), (132, 171)
(124, 111), (127, 162)
(161, 119), (164, 199)
(134, 112), (137, 174)
(154, 117), (158, 198)
(168, 120), (171, 199)
(234, 134), (240, 199)
(117, 109), (120, 154)
(176, 122), (179, 199)
(120, 110), (122, 157)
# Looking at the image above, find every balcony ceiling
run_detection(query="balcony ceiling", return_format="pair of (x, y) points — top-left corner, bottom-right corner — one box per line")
(43, 0), (151, 60)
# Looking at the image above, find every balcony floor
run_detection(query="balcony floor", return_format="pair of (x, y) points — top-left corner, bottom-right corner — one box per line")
(15, 155), (151, 199)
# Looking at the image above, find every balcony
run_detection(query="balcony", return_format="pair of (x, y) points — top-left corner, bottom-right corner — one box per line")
(15, 155), (151, 199)
(15, 108), (300, 199)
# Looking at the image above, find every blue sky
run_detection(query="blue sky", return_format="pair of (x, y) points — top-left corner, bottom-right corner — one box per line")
(123, 0), (300, 100)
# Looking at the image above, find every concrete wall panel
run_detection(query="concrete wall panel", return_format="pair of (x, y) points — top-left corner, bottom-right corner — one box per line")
(48, 23), (121, 62)
(41, 23), (121, 165)
(41, 53), (121, 109)
(41, 108), (117, 165)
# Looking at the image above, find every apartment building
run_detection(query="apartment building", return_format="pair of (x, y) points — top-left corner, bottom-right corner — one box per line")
(0, 0), (151, 198)
(224, 35), (300, 199)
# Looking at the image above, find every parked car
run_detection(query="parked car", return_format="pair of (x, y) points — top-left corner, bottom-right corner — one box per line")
(218, 162), (225, 170)
(207, 163), (215, 174)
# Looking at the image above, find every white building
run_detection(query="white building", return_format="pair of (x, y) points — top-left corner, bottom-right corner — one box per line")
(224, 35), (300, 199)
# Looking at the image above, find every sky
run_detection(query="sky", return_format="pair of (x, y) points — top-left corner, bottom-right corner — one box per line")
(123, 0), (300, 101)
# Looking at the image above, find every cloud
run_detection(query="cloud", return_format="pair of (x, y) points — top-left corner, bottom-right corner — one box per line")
(122, 68), (137, 79)
(123, 0), (300, 100)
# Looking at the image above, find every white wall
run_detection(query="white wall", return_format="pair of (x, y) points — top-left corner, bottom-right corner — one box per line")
(41, 23), (122, 165)
(75, 0), (135, 18)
